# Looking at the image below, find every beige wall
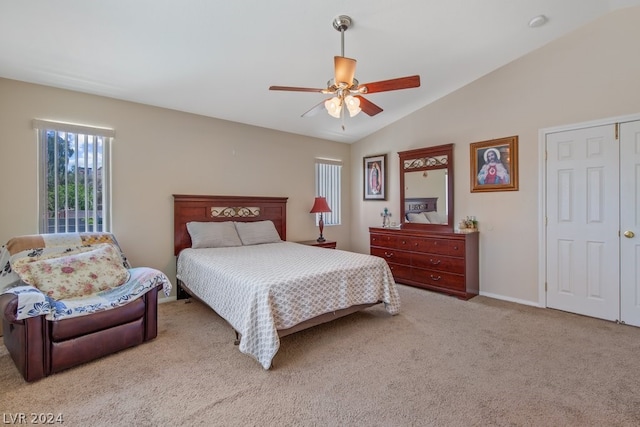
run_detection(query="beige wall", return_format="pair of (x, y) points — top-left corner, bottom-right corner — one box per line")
(0, 80), (351, 296)
(351, 7), (640, 305)
(2, 7), (639, 306)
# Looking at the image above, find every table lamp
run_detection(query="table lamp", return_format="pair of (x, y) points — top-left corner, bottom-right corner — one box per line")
(309, 197), (332, 242)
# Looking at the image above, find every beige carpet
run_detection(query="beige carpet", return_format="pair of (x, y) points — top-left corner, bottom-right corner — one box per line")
(2, 284), (640, 426)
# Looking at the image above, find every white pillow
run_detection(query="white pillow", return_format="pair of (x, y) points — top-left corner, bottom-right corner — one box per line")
(234, 220), (282, 245)
(407, 212), (431, 223)
(186, 221), (242, 248)
(425, 211), (445, 224)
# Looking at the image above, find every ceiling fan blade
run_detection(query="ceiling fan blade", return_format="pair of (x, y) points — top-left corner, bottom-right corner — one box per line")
(269, 86), (325, 93)
(301, 100), (329, 118)
(358, 75), (421, 94)
(334, 56), (357, 86)
(356, 96), (383, 116)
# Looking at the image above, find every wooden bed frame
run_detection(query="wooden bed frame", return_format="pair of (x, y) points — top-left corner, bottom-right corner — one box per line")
(172, 194), (377, 339)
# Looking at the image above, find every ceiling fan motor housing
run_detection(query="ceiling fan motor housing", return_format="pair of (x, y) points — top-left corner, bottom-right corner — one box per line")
(333, 15), (352, 32)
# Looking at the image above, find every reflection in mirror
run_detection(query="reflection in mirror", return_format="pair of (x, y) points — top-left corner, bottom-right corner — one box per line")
(404, 169), (448, 223)
(398, 144), (454, 231)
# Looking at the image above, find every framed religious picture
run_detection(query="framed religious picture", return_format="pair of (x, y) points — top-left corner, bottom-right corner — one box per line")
(470, 136), (519, 192)
(363, 154), (387, 200)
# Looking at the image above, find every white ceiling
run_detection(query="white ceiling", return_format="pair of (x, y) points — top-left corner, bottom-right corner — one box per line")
(2, 0), (639, 143)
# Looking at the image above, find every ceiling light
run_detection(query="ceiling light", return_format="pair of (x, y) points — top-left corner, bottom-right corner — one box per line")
(344, 95), (361, 117)
(528, 15), (548, 28)
(324, 93), (361, 119)
(324, 97), (342, 118)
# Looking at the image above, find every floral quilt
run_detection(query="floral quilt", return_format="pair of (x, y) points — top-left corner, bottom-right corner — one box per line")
(0, 233), (172, 321)
(2, 267), (171, 321)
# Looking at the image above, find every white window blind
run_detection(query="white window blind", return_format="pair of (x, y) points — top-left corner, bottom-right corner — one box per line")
(315, 159), (342, 226)
(33, 119), (113, 233)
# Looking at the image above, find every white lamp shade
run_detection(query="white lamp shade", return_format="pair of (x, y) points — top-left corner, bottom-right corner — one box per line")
(344, 95), (361, 117)
(325, 97), (342, 118)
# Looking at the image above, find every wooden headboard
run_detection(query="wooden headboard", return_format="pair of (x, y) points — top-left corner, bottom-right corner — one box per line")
(173, 195), (288, 255)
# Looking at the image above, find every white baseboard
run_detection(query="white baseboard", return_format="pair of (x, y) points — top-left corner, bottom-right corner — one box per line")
(478, 291), (542, 308)
(158, 295), (176, 304)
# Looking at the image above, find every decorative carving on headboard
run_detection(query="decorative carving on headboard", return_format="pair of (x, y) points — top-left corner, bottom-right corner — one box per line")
(405, 197), (438, 213)
(210, 207), (261, 218)
(403, 155), (449, 170)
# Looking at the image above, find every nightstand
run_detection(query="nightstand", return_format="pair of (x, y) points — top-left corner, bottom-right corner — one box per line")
(296, 240), (337, 249)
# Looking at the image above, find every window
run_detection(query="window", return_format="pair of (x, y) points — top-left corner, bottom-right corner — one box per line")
(315, 159), (342, 226)
(33, 119), (114, 234)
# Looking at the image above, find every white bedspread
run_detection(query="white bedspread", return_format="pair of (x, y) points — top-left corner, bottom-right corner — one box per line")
(176, 241), (400, 369)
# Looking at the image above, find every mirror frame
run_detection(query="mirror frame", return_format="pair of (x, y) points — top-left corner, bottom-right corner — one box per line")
(399, 144), (454, 231)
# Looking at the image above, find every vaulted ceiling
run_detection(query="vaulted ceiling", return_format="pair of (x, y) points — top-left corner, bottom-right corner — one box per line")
(1, 1), (638, 143)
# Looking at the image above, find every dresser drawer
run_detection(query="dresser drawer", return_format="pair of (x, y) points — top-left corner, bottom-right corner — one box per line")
(408, 237), (465, 256)
(411, 268), (465, 291)
(387, 262), (412, 282)
(370, 233), (397, 248)
(411, 253), (465, 275)
(370, 247), (411, 265)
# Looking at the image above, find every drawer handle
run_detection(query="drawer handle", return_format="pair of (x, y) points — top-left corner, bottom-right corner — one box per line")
(453, 245), (459, 250)
(384, 252), (394, 258)
(430, 274), (442, 281)
(429, 259), (441, 265)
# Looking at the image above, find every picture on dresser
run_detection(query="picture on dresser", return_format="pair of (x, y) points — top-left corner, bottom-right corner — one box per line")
(363, 154), (387, 200)
(470, 135), (519, 193)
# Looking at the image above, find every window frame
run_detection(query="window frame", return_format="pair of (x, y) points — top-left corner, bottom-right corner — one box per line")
(314, 158), (342, 226)
(33, 119), (114, 234)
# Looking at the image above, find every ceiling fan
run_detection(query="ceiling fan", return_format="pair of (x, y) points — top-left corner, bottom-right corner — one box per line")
(269, 15), (420, 127)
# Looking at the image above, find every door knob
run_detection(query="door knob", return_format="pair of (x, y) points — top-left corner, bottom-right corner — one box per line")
(624, 230), (635, 238)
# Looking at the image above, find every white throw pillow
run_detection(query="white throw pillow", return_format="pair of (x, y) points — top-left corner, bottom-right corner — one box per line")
(234, 220), (282, 245)
(407, 212), (431, 223)
(186, 221), (242, 248)
(425, 211), (444, 224)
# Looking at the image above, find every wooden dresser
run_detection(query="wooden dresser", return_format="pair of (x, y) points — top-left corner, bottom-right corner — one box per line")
(369, 227), (479, 300)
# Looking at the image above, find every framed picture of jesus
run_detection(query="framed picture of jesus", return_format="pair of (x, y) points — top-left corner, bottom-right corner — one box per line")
(470, 136), (519, 193)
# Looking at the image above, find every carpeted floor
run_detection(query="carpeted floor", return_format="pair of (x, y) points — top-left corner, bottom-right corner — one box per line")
(2, 284), (640, 426)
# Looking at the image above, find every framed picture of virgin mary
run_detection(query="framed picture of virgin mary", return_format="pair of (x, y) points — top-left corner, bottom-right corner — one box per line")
(363, 154), (387, 200)
(470, 136), (519, 192)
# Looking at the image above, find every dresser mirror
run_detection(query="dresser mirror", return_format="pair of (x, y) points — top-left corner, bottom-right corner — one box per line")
(398, 144), (454, 231)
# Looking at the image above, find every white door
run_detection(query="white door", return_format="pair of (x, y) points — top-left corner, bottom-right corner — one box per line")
(620, 120), (640, 326)
(546, 125), (620, 321)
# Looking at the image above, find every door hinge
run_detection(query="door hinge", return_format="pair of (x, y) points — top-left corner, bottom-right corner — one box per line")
(545, 282), (548, 291)
(615, 122), (619, 140)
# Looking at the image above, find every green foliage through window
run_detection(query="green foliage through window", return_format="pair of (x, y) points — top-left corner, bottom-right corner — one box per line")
(36, 121), (112, 233)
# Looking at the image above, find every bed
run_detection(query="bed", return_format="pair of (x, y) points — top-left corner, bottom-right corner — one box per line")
(173, 194), (400, 369)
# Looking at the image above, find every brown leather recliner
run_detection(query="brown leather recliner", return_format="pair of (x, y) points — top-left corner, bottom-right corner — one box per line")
(1, 284), (162, 382)
(0, 232), (169, 382)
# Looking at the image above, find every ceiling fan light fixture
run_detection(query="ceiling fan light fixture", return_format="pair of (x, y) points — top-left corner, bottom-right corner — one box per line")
(345, 95), (361, 117)
(325, 97), (342, 118)
(269, 14), (421, 126)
